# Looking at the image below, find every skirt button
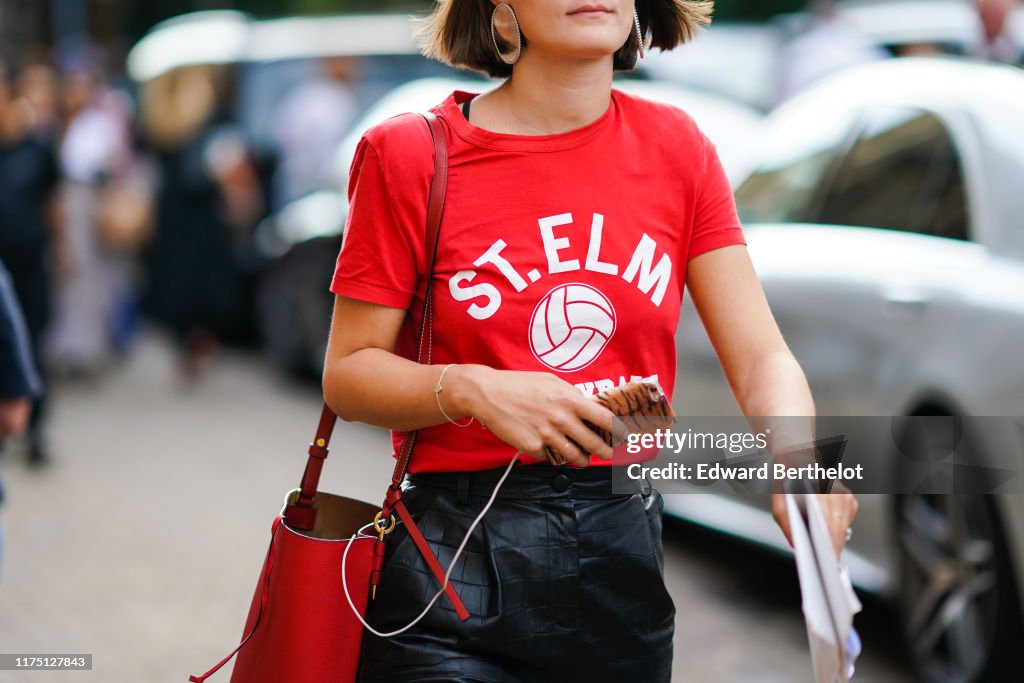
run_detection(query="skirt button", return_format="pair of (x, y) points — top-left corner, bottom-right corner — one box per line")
(551, 473), (571, 493)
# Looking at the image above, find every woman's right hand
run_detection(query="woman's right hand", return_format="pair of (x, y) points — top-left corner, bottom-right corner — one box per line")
(444, 365), (617, 467)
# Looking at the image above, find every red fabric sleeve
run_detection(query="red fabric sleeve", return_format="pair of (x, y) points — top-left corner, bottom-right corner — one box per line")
(688, 134), (747, 262)
(329, 132), (426, 310)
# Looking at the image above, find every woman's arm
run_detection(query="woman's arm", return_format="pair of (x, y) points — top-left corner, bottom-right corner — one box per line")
(322, 295), (617, 467)
(686, 245), (813, 419)
(686, 244), (858, 557)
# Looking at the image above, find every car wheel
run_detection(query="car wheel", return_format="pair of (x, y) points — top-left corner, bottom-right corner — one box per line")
(895, 417), (1022, 683)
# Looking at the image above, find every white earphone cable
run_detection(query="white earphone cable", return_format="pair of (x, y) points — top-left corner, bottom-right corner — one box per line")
(341, 450), (521, 637)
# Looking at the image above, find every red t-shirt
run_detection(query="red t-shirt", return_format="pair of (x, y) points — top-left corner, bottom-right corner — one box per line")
(330, 89), (746, 473)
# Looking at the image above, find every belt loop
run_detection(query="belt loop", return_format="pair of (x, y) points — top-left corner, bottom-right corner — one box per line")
(456, 472), (471, 506)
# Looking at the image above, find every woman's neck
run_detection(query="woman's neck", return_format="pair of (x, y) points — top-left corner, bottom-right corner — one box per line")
(471, 52), (613, 136)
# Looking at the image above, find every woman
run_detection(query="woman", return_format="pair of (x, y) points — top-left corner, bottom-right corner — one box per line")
(323, 1), (858, 681)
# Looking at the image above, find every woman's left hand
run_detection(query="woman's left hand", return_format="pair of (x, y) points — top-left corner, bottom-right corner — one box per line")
(771, 482), (859, 560)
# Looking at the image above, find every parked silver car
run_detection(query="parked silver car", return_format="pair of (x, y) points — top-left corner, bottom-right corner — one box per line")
(642, 0), (1024, 111)
(670, 57), (1024, 683)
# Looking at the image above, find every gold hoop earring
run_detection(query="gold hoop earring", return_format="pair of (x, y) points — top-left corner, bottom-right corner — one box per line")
(634, 7), (645, 60)
(491, 3), (522, 65)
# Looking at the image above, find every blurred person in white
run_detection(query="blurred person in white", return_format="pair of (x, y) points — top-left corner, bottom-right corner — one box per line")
(0, 59), (59, 465)
(776, 0), (887, 103)
(269, 56), (360, 210)
(47, 41), (148, 378)
(972, 0), (1023, 62)
(0, 258), (44, 579)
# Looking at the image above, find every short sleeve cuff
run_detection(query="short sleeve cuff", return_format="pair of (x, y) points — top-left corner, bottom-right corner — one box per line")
(688, 226), (747, 262)
(330, 278), (414, 310)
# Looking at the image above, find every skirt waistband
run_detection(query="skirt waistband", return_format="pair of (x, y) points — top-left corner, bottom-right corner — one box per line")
(406, 462), (650, 501)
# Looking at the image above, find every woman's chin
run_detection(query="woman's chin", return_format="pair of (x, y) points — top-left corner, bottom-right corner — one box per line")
(534, 43), (623, 63)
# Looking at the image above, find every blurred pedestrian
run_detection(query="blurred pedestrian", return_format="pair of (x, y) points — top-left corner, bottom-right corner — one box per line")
(269, 56), (360, 210)
(971, 0), (1023, 63)
(776, 0), (887, 103)
(16, 59), (60, 142)
(0, 260), (40, 439)
(46, 43), (150, 378)
(0, 258), (44, 579)
(0, 58), (59, 464)
(139, 65), (262, 383)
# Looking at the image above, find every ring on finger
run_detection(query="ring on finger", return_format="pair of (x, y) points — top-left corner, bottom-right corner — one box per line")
(544, 445), (566, 466)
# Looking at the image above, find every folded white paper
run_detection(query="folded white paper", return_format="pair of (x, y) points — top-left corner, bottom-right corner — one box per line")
(786, 493), (863, 682)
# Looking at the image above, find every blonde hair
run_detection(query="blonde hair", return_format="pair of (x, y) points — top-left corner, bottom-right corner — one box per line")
(139, 65), (219, 150)
(417, 0), (714, 78)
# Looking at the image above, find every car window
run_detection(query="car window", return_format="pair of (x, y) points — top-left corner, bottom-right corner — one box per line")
(734, 108), (858, 224)
(815, 108), (970, 241)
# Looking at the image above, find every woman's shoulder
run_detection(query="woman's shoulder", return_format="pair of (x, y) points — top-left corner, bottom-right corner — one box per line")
(355, 109), (439, 179)
(362, 111), (435, 147)
(612, 87), (707, 143)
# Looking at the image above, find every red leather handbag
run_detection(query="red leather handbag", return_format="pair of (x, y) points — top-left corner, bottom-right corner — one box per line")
(188, 111), (469, 683)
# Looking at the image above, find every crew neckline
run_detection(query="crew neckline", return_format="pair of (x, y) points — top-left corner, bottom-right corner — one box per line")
(439, 90), (618, 153)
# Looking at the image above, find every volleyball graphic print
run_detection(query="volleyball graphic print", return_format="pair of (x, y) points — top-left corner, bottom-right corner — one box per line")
(529, 283), (617, 372)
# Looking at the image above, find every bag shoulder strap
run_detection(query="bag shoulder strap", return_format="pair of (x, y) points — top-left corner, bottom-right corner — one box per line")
(391, 111), (447, 487)
(188, 114), (466, 683)
(285, 111), (448, 530)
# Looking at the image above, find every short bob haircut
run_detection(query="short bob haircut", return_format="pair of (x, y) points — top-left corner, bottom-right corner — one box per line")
(418, 1), (714, 79)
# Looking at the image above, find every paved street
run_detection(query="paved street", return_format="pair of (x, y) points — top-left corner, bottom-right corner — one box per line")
(0, 333), (914, 682)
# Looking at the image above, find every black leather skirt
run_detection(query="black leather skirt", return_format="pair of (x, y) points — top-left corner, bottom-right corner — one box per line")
(358, 462), (675, 683)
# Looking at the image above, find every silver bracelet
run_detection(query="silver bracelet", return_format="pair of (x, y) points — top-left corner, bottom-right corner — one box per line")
(435, 364), (474, 428)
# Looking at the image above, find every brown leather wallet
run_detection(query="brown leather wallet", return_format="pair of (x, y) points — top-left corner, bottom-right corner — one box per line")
(549, 382), (675, 464)
(586, 381), (675, 447)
